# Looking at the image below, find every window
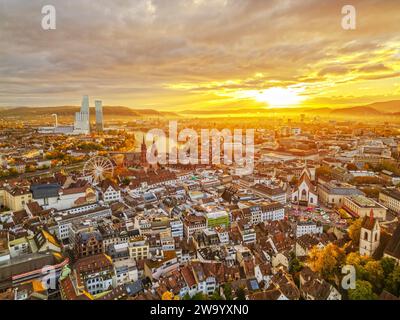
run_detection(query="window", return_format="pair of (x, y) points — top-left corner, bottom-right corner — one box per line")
(364, 232), (368, 240)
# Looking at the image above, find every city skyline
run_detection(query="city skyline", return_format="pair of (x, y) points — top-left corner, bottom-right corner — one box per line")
(0, 0), (399, 111)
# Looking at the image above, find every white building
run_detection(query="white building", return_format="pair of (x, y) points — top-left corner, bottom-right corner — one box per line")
(291, 168), (318, 206)
(295, 221), (323, 238)
(74, 95), (90, 134)
(359, 214), (380, 257)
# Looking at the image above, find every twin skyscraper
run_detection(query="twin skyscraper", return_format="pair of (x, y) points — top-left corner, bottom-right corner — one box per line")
(74, 95), (103, 134)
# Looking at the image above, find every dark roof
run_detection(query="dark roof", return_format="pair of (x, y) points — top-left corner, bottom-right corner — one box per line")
(30, 183), (60, 199)
(379, 290), (399, 300)
(361, 215), (377, 231)
(381, 189), (400, 201)
(384, 223), (400, 260)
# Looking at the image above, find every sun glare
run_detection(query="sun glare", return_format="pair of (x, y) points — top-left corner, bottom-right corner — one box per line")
(234, 87), (305, 108)
(253, 88), (305, 108)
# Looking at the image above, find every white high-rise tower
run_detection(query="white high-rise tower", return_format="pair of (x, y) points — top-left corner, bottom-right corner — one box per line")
(74, 95), (90, 134)
(95, 100), (103, 132)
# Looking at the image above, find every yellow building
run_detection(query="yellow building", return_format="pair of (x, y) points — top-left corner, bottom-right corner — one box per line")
(128, 237), (149, 260)
(0, 186), (32, 212)
(342, 195), (386, 220)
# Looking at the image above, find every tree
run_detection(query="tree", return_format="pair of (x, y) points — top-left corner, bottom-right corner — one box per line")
(210, 290), (223, 300)
(290, 176), (298, 185)
(235, 287), (246, 300)
(384, 265), (400, 297)
(345, 252), (371, 280)
(364, 261), (384, 292)
(347, 163), (358, 171)
(223, 283), (233, 300)
(348, 218), (362, 245)
(348, 280), (378, 300)
(316, 166), (334, 179)
(289, 257), (303, 274)
(380, 257), (396, 277)
(161, 291), (174, 300)
(191, 292), (207, 300)
(307, 243), (345, 281)
(182, 293), (191, 300)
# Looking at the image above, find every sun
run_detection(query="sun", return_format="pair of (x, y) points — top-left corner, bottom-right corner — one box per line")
(252, 87), (304, 108)
(234, 87), (305, 108)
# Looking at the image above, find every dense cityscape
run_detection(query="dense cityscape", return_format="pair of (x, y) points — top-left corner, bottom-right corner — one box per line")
(0, 95), (400, 301)
(1, 0), (400, 306)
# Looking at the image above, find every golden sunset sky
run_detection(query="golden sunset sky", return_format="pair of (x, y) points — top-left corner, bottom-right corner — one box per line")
(0, 0), (399, 111)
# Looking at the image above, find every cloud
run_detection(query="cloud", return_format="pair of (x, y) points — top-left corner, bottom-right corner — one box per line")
(0, 0), (399, 108)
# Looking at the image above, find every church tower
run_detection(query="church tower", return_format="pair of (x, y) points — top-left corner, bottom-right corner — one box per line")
(140, 135), (147, 166)
(359, 209), (380, 256)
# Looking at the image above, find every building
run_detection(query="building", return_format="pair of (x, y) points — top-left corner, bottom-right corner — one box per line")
(251, 184), (287, 204)
(99, 180), (121, 203)
(95, 100), (104, 132)
(143, 250), (179, 280)
(184, 215), (207, 238)
(359, 211), (380, 257)
(342, 195), (387, 220)
(206, 211), (229, 229)
(113, 259), (138, 286)
(383, 224), (400, 264)
(74, 230), (103, 259)
(295, 221), (323, 238)
(0, 186), (32, 212)
(30, 183), (60, 208)
(379, 189), (400, 214)
(291, 169), (318, 206)
(318, 180), (364, 208)
(240, 202), (285, 225)
(73, 253), (114, 295)
(74, 95), (90, 134)
(128, 237), (149, 261)
(238, 222), (256, 244)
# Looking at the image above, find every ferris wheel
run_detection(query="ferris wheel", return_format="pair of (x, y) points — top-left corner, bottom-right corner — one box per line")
(83, 156), (114, 184)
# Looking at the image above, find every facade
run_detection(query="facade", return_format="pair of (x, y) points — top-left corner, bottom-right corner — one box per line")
(251, 184), (287, 204)
(359, 213), (380, 257)
(318, 180), (364, 208)
(295, 221), (323, 238)
(74, 95), (90, 134)
(379, 189), (400, 214)
(291, 169), (318, 206)
(0, 187), (32, 212)
(74, 230), (103, 259)
(74, 254), (114, 295)
(383, 224), (400, 264)
(99, 180), (121, 203)
(95, 100), (104, 132)
(144, 250), (179, 280)
(206, 211), (229, 229)
(342, 195), (387, 220)
(184, 215), (207, 238)
(128, 237), (149, 260)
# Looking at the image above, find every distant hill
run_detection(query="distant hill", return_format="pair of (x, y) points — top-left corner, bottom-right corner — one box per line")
(0, 106), (179, 118)
(178, 100), (400, 117)
(360, 100), (400, 113)
(330, 106), (383, 116)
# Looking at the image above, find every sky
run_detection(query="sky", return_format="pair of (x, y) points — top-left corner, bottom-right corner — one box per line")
(0, 0), (399, 111)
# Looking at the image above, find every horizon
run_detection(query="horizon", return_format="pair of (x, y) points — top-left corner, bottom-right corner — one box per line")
(0, 0), (399, 111)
